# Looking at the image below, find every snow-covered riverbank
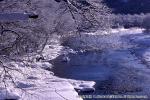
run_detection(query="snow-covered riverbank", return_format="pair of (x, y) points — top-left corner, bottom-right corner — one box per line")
(1, 28), (150, 100)
(0, 35), (96, 100)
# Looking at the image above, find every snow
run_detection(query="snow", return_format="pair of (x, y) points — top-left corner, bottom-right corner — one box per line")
(0, 0), (94, 99)
(0, 88), (20, 100)
(30, 62), (53, 70)
(72, 81), (95, 92)
(0, 13), (28, 21)
(63, 27), (150, 97)
(0, 35), (95, 100)
(1, 28), (150, 99)
(0, 61), (84, 100)
(67, 28), (143, 51)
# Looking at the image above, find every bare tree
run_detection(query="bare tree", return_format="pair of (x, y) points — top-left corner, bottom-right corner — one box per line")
(0, 1), (112, 94)
(54, 0), (112, 34)
(0, 0), (112, 63)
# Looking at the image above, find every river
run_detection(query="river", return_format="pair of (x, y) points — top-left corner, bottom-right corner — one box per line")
(51, 29), (150, 100)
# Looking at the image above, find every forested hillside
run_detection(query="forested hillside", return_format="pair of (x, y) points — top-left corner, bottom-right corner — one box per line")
(105, 0), (150, 14)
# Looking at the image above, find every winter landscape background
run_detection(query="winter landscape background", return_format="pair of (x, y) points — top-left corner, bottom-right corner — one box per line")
(0, 0), (150, 100)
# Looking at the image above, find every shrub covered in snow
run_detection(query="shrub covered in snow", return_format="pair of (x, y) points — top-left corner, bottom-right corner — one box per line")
(142, 14), (150, 31)
(111, 13), (150, 29)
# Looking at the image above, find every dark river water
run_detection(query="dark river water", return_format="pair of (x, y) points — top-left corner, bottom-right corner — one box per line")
(52, 51), (112, 81)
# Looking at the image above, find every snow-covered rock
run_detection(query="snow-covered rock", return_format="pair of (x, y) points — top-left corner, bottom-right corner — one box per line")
(73, 81), (95, 93)
(30, 62), (53, 70)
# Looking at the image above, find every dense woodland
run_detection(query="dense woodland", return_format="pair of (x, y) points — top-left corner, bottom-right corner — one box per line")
(105, 0), (150, 14)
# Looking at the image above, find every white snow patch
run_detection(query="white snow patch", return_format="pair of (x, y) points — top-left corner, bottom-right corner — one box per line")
(0, 88), (20, 100)
(0, 61), (83, 100)
(70, 81), (95, 92)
